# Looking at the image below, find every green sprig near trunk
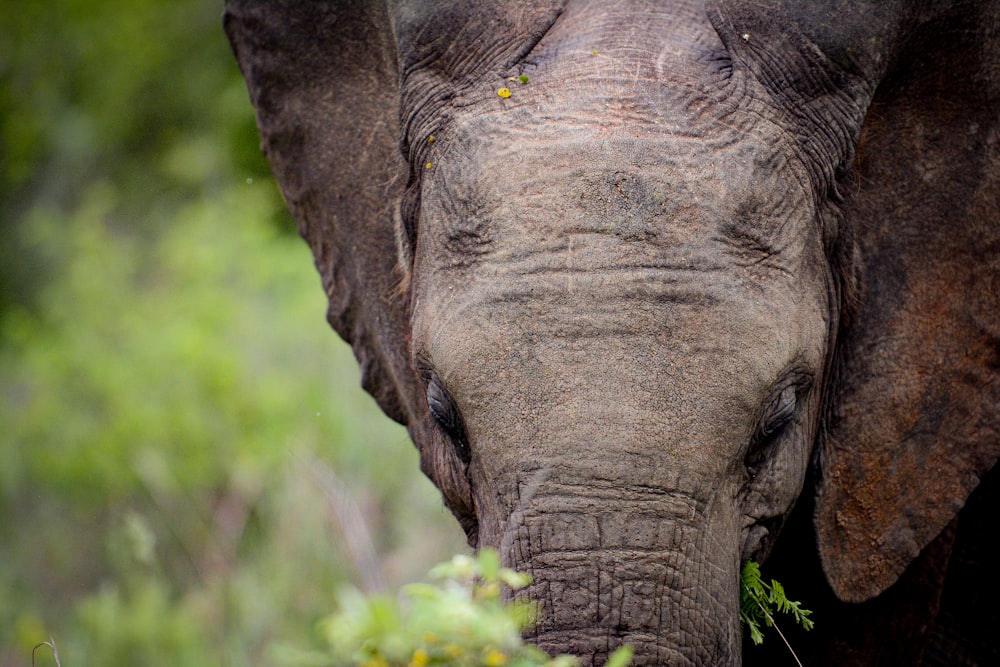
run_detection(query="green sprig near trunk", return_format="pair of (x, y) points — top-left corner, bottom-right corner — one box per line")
(740, 560), (814, 658)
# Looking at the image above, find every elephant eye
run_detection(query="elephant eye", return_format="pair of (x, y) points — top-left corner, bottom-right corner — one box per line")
(427, 374), (471, 463)
(746, 384), (800, 476)
(427, 378), (458, 432)
(761, 385), (797, 437)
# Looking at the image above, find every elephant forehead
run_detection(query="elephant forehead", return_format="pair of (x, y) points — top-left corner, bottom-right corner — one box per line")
(420, 134), (818, 280)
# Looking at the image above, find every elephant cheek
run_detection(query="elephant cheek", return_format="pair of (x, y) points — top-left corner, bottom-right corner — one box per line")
(492, 484), (743, 666)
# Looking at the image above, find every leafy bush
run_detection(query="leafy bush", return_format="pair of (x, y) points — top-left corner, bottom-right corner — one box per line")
(0, 178), (468, 665)
(277, 550), (633, 667)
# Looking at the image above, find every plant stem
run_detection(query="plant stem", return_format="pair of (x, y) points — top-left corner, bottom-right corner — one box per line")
(756, 601), (803, 667)
(33, 638), (61, 667)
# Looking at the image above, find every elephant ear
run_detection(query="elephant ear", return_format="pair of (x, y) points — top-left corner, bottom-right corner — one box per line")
(224, 1), (478, 534)
(815, 5), (1000, 603)
(224, 1), (413, 425)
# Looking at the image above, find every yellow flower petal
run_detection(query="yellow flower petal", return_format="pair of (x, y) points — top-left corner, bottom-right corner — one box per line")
(497, 87), (512, 99)
(484, 649), (508, 666)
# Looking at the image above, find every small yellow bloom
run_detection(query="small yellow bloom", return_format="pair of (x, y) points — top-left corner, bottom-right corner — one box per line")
(425, 162), (433, 169)
(592, 49), (599, 55)
(484, 649), (508, 666)
(409, 649), (430, 667)
(497, 87), (512, 99)
(476, 581), (500, 600)
(427, 135), (435, 144)
(444, 644), (464, 659)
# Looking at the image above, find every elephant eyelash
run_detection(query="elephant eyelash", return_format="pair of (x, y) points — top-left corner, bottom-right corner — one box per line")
(745, 383), (803, 476)
(760, 385), (797, 437)
(427, 378), (457, 431)
(426, 374), (471, 464)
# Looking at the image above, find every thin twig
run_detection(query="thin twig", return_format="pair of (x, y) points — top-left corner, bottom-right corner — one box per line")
(756, 602), (803, 667)
(32, 637), (61, 667)
(296, 451), (386, 594)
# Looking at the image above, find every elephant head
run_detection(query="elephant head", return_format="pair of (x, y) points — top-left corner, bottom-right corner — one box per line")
(225, 1), (1000, 664)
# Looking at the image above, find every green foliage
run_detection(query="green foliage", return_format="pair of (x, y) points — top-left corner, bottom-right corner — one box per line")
(0, 175), (466, 664)
(0, 0), (283, 317)
(278, 550), (633, 667)
(0, 1), (467, 665)
(739, 561), (814, 647)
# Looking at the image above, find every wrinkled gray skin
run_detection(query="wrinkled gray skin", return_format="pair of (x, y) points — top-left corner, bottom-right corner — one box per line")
(225, 1), (1000, 664)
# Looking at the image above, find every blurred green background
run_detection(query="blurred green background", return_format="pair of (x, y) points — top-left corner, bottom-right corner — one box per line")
(0, 1), (467, 665)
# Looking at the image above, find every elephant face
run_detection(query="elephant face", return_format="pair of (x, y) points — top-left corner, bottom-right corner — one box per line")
(412, 131), (832, 531)
(411, 135), (829, 657)
(227, 1), (1000, 664)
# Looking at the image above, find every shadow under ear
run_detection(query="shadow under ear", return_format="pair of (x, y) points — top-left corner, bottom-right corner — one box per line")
(753, 461), (1000, 667)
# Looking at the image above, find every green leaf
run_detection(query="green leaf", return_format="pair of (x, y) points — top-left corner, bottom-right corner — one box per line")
(604, 645), (634, 667)
(498, 569), (533, 591)
(478, 548), (502, 581)
(743, 614), (765, 646)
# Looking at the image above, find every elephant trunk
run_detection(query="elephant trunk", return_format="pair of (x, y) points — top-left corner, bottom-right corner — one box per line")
(489, 478), (742, 666)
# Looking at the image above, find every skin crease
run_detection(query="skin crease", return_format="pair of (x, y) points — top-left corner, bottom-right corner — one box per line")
(225, 0), (1000, 664)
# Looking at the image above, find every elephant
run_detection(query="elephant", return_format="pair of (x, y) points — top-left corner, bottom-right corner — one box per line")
(224, 1), (1000, 664)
